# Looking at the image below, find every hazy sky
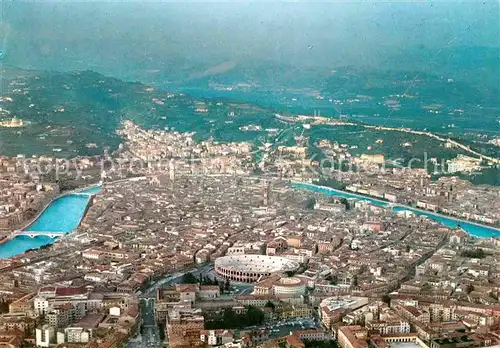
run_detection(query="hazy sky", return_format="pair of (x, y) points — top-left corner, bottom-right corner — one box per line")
(1, 1), (498, 81)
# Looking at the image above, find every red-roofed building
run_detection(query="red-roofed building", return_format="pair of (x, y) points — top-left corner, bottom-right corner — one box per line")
(291, 329), (326, 341)
(286, 334), (305, 348)
(338, 326), (368, 348)
(34, 286), (99, 320)
(450, 230), (468, 244)
(55, 287), (88, 298)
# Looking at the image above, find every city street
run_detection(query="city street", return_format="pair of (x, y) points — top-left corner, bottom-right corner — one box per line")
(127, 264), (214, 347)
(140, 264), (214, 299)
(126, 298), (162, 348)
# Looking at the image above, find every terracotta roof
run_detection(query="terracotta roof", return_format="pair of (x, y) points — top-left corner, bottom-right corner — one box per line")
(55, 287), (87, 297)
(53, 302), (74, 310)
(39, 286), (56, 293)
(292, 329), (324, 336)
(177, 285), (198, 293)
(286, 334), (305, 347)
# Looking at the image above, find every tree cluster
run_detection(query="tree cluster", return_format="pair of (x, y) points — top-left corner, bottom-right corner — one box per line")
(304, 340), (339, 348)
(181, 273), (231, 294)
(305, 197), (316, 210)
(0, 301), (9, 314)
(182, 273), (199, 284)
(381, 295), (391, 306)
(205, 306), (265, 330)
(461, 248), (488, 259)
(325, 274), (338, 285)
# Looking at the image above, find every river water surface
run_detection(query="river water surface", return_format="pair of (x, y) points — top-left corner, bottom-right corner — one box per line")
(0, 186), (100, 259)
(293, 182), (500, 239)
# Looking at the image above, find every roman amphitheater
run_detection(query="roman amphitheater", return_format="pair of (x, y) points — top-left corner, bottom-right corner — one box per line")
(214, 255), (300, 283)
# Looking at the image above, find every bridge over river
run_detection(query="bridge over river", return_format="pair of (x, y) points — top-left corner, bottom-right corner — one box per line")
(10, 187), (98, 238)
(0, 185), (102, 259)
(14, 231), (67, 239)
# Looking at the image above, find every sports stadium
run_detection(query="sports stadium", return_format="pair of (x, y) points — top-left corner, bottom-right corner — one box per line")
(214, 255), (300, 283)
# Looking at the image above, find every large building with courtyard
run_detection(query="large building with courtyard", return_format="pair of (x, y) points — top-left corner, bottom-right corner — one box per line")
(253, 274), (307, 298)
(320, 296), (369, 330)
(214, 255), (300, 283)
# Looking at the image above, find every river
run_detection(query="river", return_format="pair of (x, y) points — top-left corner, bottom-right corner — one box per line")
(1, 181), (497, 260)
(292, 182), (500, 239)
(0, 186), (101, 259)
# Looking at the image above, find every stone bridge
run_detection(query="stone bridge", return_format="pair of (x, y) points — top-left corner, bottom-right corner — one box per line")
(15, 231), (67, 239)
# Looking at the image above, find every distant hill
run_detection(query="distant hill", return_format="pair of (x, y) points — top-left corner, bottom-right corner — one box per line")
(0, 66), (276, 157)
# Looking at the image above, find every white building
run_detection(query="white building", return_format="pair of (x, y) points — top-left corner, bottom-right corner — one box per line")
(57, 331), (65, 344)
(109, 306), (121, 316)
(367, 320), (410, 335)
(281, 253), (308, 264)
(200, 329), (234, 346)
(81, 249), (101, 260)
(65, 327), (92, 343)
(33, 286), (100, 317)
(36, 325), (55, 347)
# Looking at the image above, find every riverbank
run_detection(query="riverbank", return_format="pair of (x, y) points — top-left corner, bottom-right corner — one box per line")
(14, 183), (101, 234)
(292, 181), (500, 239)
(0, 185), (101, 259)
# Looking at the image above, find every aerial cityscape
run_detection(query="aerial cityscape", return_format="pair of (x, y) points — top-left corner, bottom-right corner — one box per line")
(0, 2), (498, 348)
